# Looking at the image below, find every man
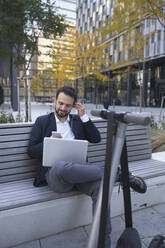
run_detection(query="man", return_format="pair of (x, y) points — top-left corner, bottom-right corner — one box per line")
(28, 86), (146, 247)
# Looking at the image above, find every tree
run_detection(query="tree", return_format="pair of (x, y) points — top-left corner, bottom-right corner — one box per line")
(128, 0), (165, 27)
(113, 0), (165, 28)
(32, 29), (111, 104)
(0, 0), (68, 68)
(0, 0), (68, 121)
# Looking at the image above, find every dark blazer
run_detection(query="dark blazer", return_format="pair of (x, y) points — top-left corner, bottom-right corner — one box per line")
(28, 112), (101, 186)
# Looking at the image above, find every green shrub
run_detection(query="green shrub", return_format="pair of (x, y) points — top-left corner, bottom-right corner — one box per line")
(150, 116), (158, 130)
(0, 111), (15, 123)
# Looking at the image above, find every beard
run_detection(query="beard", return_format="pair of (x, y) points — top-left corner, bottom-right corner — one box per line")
(55, 108), (70, 119)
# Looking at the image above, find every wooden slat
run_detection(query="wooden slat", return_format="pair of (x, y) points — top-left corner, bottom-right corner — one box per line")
(126, 139), (150, 146)
(0, 172), (36, 183)
(128, 153), (151, 162)
(127, 148), (152, 157)
(129, 159), (165, 178)
(0, 127), (32, 135)
(126, 134), (150, 141)
(127, 123), (149, 129)
(0, 159), (38, 169)
(0, 178), (36, 191)
(88, 144), (106, 152)
(88, 155), (106, 163)
(0, 133), (30, 142)
(88, 149), (106, 158)
(0, 147), (28, 156)
(126, 129), (148, 136)
(93, 121), (107, 128)
(127, 144), (151, 151)
(0, 122), (33, 129)
(0, 165), (36, 177)
(0, 179), (79, 210)
(0, 153), (31, 163)
(0, 140), (29, 149)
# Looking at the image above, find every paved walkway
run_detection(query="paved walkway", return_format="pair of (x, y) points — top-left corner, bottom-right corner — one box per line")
(12, 202), (165, 248)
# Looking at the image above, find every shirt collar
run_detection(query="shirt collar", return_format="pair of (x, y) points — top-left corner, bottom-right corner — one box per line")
(54, 112), (70, 124)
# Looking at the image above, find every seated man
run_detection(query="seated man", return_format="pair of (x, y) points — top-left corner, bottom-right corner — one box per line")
(28, 86), (147, 248)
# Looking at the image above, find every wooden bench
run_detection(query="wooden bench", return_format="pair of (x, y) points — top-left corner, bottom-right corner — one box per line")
(1, 119), (165, 248)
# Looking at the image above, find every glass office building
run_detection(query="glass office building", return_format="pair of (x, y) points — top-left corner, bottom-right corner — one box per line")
(76, 0), (165, 106)
(55, 0), (76, 24)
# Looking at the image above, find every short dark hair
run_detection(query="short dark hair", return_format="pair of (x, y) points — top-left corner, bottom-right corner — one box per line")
(56, 86), (77, 104)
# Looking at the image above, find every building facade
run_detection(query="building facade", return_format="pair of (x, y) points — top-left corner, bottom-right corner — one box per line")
(76, 0), (165, 107)
(30, 0), (77, 101)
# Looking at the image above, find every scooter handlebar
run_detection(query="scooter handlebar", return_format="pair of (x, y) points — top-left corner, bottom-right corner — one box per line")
(123, 112), (150, 125)
(90, 109), (150, 126)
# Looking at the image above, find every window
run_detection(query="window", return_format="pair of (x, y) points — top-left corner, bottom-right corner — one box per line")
(96, 12), (99, 21)
(114, 38), (118, 50)
(118, 52), (123, 62)
(85, 22), (87, 31)
(110, 0), (114, 9)
(158, 30), (161, 41)
(90, 17), (93, 26)
(93, 2), (96, 12)
(146, 18), (150, 28)
(85, 0), (87, 8)
(102, 5), (105, 17)
(151, 33), (155, 43)
(145, 37), (150, 57)
(87, 8), (90, 18)
(106, 15), (109, 25)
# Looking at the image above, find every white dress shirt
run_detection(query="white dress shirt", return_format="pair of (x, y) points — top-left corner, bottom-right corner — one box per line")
(54, 114), (89, 140)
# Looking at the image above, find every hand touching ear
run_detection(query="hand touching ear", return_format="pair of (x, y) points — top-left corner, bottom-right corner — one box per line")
(75, 103), (86, 117)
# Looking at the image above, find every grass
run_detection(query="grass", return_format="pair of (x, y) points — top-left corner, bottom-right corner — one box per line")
(151, 128), (165, 153)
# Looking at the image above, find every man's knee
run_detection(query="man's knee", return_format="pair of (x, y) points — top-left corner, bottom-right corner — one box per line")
(50, 161), (64, 177)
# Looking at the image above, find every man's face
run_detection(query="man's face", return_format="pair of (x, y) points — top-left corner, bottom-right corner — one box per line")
(55, 92), (74, 120)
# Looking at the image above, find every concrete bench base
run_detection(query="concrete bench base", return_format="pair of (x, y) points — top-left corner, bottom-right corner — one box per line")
(0, 194), (92, 248)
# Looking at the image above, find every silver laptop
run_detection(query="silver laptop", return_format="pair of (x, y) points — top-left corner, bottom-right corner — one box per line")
(42, 137), (88, 167)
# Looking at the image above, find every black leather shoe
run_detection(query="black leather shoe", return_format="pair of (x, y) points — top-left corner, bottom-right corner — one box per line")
(129, 174), (147, 194)
(117, 167), (147, 194)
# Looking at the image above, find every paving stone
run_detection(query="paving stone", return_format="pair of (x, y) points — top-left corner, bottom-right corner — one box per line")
(111, 216), (125, 248)
(142, 237), (155, 247)
(13, 240), (40, 248)
(40, 227), (87, 248)
(153, 202), (165, 217)
(83, 224), (91, 236)
(84, 216), (125, 248)
(141, 239), (149, 248)
(132, 207), (165, 238)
